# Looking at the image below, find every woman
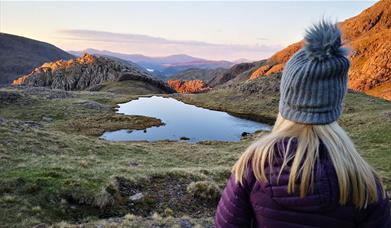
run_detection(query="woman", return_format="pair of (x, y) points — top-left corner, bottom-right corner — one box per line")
(215, 21), (390, 228)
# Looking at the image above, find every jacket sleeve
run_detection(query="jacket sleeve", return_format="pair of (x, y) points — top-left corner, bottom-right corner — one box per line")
(215, 172), (254, 228)
(359, 191), (391, 227)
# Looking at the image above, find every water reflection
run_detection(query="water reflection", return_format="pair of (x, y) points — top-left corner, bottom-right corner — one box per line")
(101, 96), (270, 142)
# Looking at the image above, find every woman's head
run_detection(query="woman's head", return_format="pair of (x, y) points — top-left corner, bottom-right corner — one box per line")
(233, 21), (383, 209)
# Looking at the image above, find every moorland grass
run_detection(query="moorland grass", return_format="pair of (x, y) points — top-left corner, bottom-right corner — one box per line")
(0, 87), (252, 227)
(0, 86), (390, 227)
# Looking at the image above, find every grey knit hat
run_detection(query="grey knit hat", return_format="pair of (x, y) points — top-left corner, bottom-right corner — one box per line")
(279, 21), (350, 124)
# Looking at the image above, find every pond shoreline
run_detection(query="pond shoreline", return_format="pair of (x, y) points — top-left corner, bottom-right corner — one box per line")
(171, 93), (276, 125)
(115, 93), (276, 125)
(102, 95), (270, 143)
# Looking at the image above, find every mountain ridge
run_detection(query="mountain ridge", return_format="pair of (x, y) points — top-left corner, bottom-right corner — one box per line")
(69, 49), (235, 79)
(0, 33), (74, 84)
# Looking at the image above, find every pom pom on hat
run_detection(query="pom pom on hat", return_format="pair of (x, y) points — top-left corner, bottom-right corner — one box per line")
(303, 20), (348, 61)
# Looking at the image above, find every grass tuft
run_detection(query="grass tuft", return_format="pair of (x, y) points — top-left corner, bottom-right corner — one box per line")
(187, 181), (221, 201)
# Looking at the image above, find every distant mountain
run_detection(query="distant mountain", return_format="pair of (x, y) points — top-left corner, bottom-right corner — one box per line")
(69, 49), (200, 65)
(0, 33), (74, 84)
(69, 49), (234, 79)
(168, 68), (227, 83)
(249, 0), (391, 100)
(13, 54), (174, 94)
(207, 61), (265, 87)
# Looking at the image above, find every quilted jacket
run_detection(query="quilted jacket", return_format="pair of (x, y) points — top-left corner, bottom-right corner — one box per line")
(215, 139), (391, 227)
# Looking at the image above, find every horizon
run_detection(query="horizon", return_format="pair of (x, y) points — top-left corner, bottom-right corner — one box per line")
(1, 1), (375, 61)
(67, 48), (242, 62)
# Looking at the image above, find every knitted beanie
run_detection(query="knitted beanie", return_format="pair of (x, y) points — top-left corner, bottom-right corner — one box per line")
(279, 21), (350, 124)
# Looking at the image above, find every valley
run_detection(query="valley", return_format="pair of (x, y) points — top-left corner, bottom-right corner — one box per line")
(0, 1), (390, 227)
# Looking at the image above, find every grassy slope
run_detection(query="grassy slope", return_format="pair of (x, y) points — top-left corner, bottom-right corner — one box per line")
(174, 89), (278, 124)
(0, 85), (390, 227)
(95, 80), (169, 95)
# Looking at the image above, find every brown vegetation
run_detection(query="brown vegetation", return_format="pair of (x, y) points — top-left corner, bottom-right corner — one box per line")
(167, 79), (209, 93)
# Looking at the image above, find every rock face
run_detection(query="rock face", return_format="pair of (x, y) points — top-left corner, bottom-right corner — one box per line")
(249, 0), (391, 100)
(0, 33), (74, 84)
(12, 54), (174, 93)
(167, 80), (209, 93)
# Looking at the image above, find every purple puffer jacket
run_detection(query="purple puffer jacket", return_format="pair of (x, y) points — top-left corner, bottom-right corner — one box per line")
(215, 139), (391, 228)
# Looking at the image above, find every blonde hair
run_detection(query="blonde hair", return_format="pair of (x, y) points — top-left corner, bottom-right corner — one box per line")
(233, 113), (383, 209)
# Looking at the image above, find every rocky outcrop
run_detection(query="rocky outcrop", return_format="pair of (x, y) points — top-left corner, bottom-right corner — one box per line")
(0, 33), (74, 84)
(249, 0), (391, 100)
(12, 54), (174, 93)
(167, 80), (209, 93)
(249, 63), (283, 80)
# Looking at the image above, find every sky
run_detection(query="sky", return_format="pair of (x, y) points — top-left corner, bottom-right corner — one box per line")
(0, 1), (375, 61)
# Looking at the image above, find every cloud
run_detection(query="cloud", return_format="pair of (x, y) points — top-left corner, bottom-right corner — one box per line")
(58, 29), (282, 61)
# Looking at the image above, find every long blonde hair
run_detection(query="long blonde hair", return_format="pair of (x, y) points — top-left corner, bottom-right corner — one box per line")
(233, 113), (383, 209)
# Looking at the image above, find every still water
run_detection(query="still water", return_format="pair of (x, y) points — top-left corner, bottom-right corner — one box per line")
(101, 96), (270, 142)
